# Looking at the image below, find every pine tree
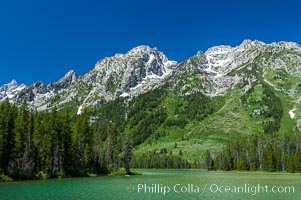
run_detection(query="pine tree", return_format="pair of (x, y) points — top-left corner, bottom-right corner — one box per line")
(32, 111), (42, 172)
(106, 122), (118, 171)
(0, 100), (16, 174)
(295, 150), (301, 172)
(204, 150), (213, 170)
(13, 99), (29, 174)
(23, 111), (34, 174)
(123, 134), (133, 175)
(72, 109), (92, 171)
(263, 142), (276, 171)
(61, 110), (73, 173)
(39, 112), (52, 173)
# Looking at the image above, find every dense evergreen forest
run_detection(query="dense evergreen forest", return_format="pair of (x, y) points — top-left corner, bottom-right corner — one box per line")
(1, 84), (301, 181)
(205, 132), (301, 172)
(0, 99), (134, 179)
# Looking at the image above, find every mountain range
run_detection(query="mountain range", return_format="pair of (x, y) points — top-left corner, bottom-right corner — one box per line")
(2, 39), (301, 160)
(0, 45), (177, 114)
(2, 40), (301, 117)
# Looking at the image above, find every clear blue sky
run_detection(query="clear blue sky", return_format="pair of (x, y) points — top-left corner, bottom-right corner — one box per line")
(1, 0), (301, 85)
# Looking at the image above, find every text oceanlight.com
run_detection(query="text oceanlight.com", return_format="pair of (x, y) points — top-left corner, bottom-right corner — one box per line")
(129, 183), (295, 196)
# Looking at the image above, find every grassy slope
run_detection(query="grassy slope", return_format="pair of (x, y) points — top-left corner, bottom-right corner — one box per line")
(133, 87), (266, 163)
(134, 74), (300, 165)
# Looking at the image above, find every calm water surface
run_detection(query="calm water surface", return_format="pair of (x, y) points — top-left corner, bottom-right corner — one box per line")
(0, 170), (300, 200)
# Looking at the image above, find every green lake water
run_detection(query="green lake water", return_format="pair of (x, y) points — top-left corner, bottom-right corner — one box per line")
(0, 170), (300, 200)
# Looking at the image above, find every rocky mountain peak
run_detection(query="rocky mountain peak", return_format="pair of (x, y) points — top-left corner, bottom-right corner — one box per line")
(0, 80), (26, 102)
(57, 70), (78, 86)
(64, 70), (77, 79)
(76, 45), (177, 112)
(127, 45), (154, 55)
(8, 79), (17, 86)
(205, 45), (233, 55)
(239, 39), (265, 48)
(0, 80), (17, 92)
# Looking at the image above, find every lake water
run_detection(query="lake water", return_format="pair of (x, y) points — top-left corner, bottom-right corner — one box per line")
(0, 170), (300, 200)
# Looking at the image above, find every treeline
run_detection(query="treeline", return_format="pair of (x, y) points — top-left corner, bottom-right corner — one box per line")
(132, 148), (191, 169)
(0, 99), (132, 179)
(204, 132), (301, 172)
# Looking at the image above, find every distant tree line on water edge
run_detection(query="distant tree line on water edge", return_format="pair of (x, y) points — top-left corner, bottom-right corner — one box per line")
(203, 132), (301, 173)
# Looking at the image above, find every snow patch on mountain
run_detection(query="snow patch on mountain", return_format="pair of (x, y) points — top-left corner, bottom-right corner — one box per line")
(196, 40), (265, 96)
(77, 105), (83, 115)
(289, 109), (295, 119)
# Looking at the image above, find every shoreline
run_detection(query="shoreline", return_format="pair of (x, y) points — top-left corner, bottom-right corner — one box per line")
(2, 169), (301, 183)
